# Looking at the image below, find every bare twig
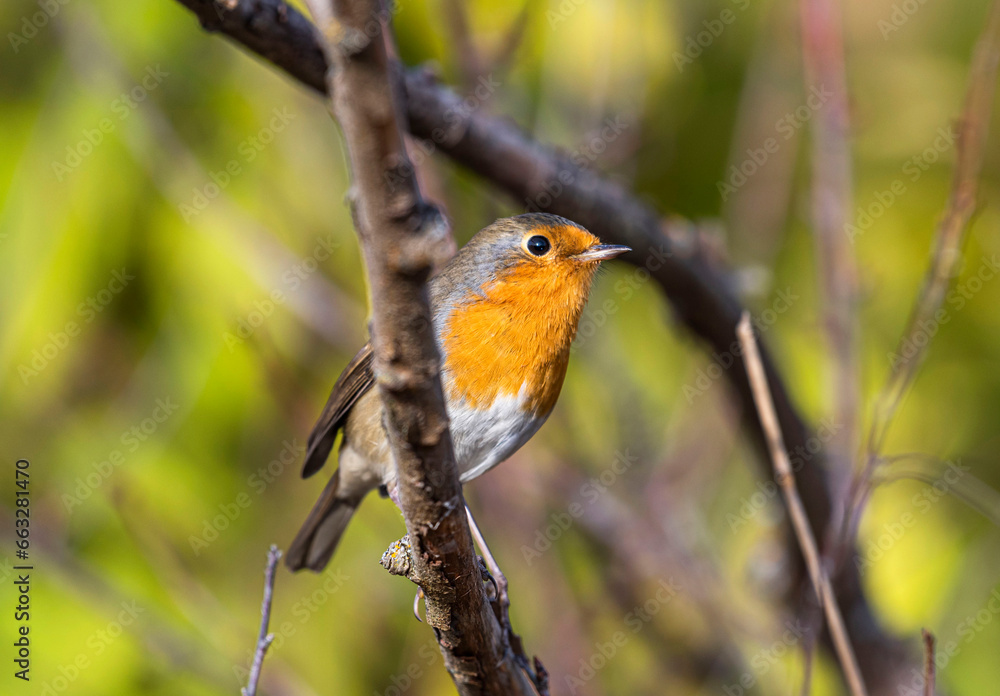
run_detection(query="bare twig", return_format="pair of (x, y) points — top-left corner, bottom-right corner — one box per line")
(865, 0), (1000, 461)
(242, 545), (281, 696)
(443, 0), (529, 86)
(798, 636), (815, 696)
(799, 0), (859, 519)
(737, 313), (868, 696)
(443, 0), (483, 89)
(490, 3), (530, 77)
(921, 629), (936, 696)
(850, 0), (1000, 552)
(301, 0), (541, 692)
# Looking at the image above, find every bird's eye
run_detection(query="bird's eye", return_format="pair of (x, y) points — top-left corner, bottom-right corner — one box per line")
(526, 235), (551, 256)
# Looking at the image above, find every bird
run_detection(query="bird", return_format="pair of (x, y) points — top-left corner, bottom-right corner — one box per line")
(286, 213), (630, 572)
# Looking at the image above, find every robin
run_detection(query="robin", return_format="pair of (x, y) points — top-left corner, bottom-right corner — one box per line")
(286, 213), (630, 571)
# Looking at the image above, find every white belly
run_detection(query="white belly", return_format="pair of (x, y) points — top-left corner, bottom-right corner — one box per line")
(342, 383), (547, 493)
(448, 384), (547, 483)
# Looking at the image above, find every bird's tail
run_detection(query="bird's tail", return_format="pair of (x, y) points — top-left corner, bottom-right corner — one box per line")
(285, 471), (359, 572)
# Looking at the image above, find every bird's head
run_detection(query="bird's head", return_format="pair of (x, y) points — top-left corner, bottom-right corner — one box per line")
(442, 213), (630, 307)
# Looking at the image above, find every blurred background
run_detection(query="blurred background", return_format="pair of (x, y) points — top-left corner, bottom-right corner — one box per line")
(2, 0), (1000, 694)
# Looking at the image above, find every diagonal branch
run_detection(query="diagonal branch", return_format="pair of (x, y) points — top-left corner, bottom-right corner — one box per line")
(301, 0), (540, 693)
(865, 0), (1000, 461)
(737, 314), (867, 696)
(850, 0), (1000, 550)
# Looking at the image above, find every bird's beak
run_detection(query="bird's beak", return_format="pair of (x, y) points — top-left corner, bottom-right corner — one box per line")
(573, 244), (632, 262)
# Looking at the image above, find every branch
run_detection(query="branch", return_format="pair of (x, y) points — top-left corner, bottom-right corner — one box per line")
(737, 314), (867, 696)
(850, 0), (1000, 552)
(921, 629), (936, 696)
(799, 0), (859, 510)
(242, 545), (281, 696)
(301, 0), (539, 692)
(865, 0), (1000, 461)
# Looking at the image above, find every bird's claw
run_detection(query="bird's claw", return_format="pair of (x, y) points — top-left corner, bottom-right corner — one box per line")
(412, 587), (424, 623)
(476, 555), (510, 609)
(478, 556), (501, 600)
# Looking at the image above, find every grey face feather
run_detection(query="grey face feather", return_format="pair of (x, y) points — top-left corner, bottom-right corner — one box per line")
(429, 213), (584, 311)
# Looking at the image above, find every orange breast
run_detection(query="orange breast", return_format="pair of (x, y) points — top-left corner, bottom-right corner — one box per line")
(441, 259), (594, 416)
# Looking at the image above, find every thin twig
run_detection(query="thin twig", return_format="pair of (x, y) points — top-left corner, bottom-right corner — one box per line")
(242, 545), (282, 696)
(797, 602), (820, 696)
(799, 0), (859, 524)
(798, 639), (814, 696)
(737, 313), (868, 696)
(850, 0), (1000, 552)
(865, 0), (1000, 461)
(921, 629), (936, 696)
(490, 3), (530, 77)
(443, 0), (483, 89)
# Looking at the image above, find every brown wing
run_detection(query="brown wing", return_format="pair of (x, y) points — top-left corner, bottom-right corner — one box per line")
(301, 343), (375, 478)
